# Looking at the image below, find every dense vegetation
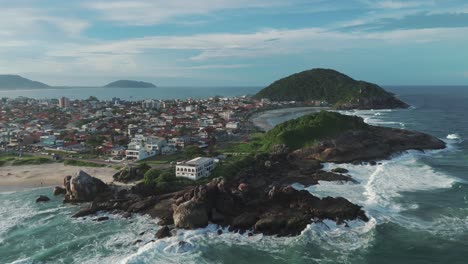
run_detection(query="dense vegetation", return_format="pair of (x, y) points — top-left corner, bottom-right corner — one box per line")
(261, 111), (368, 150)
(143, 169), (192, 193)
(221, 111), (368, 154)
(254, 68), (406, 108)
(103, 80), (156, 88)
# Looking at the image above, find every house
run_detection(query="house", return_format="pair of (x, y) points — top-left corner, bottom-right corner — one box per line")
(226, 121), (240, 130)
(175, 157), (216, 180)
(125, 141), (156, 161)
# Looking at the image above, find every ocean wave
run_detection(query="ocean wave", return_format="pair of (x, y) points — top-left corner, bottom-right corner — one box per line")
(299, 150), (459, 242)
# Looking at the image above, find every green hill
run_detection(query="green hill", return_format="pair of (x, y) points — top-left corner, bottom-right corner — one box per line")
(103, 80), (156, 88)
(254, 69), (408, 109)
(0, 75), (50, 89)
(261, 111), (368, 150)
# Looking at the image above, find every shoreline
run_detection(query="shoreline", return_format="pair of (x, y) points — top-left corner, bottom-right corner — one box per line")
(0, 163), (117, 191)
(250, 106), (330, 131)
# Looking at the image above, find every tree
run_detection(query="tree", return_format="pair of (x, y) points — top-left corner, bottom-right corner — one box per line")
(184, 145), (205, 159)
(144, 169), (161, 185)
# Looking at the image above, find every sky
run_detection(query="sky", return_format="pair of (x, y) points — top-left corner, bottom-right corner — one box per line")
(0, 0), (467, 86)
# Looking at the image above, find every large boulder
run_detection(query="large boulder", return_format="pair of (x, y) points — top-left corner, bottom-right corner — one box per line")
(64, 170), (110, 203)
(173, 200), (209, 229)
(53, 186), (66, 195)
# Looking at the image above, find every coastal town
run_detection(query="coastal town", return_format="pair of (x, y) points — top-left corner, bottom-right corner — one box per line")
(0, 95), (327, 179)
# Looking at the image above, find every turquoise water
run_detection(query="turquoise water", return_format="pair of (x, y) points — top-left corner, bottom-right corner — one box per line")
(1, 86), (468, 263)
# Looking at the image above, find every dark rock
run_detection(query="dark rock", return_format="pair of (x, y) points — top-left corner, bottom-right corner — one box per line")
(36, 195), (50, 203)
(230, 212), (259, 231)
(122, 212), (132, 218)
(139, 231), (146, 236)
(93, 216), (109, 222)
(369, 161), (377, 166)
(155, 226), (172, 239)
(295, 126), (445, 163)
(132, 239), (142, 245)
(331, 168), (349, 174)
(217, 229), (223, 235)
(53, 186), (66, 195)
(238, 183), (249, 192)
(211, 208), (224, 223)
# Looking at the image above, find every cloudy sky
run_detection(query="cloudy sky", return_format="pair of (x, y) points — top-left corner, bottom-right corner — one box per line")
(0, 0), (467, 86)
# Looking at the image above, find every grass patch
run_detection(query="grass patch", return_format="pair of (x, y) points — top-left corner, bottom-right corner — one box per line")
(10, 156), (54, 166)
(140, 153), (184, 165)
(64, 159), (106, 167)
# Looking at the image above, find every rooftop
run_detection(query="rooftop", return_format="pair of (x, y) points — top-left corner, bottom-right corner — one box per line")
(182, 157), (213, 166)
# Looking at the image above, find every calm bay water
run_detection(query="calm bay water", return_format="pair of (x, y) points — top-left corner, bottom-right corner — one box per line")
(1, 86), (468, 263)
(0, 86), (261, 100)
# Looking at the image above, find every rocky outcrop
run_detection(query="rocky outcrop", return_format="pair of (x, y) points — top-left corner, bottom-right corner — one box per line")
(155, 226), (172, 239)
(36, 195), (50, 203)
(335, 95), (409, 110)
(53, 186), (66, 195)
(70, 152), (367, 237)
(294, 127), (446, 163)
(64, 170), (110, 203)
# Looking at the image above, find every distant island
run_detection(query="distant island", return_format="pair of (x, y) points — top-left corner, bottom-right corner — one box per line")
(0, 75), (50, 89)
(254, 68), (409, 110)
(103, 80), (157, 88)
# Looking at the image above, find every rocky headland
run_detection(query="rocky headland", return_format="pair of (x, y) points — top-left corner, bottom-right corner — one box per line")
(50, 111), (446, 239)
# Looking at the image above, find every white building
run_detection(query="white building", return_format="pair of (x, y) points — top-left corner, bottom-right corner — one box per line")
(125, 141), (156, 161)
(175, 157), (216, 180)
(226, 121), (240, 130)
(142, 100), (161, 110)
(125, 135), (167, 161)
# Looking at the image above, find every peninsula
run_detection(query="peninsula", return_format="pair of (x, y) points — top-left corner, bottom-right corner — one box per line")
(58, 111), (445, 238)
(103, 80), (157, 88)
(254, 68), (409, 110)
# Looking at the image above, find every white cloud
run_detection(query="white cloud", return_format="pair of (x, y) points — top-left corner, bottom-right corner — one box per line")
(363, 0), (434, 10)
(0, 8), (90, 38)
(45, 26), (468, 62)
(85, 0), (290, 25)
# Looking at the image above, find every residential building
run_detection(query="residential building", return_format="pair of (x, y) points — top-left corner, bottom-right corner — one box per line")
(175, 157), (216, 180)
(59, 97), (70, 108)
(226, 121), (240, 130)
(125, 141), (156, 161)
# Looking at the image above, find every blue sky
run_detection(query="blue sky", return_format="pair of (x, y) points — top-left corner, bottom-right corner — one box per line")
(0, 0), (467, 86)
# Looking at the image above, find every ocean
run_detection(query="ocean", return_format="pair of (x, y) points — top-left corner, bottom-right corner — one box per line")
(1, 86), (468, 263)
(0, 86), (261, 100)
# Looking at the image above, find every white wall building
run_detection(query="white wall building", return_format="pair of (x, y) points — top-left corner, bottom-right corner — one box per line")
(175, 157), (216, 180)
(125, 135), (167, 161)
(142, 100), (161, 110)
(226, 121), (240, 130)
(125, 141), (156, 161)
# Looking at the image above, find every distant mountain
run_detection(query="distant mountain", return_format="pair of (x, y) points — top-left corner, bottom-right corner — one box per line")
(254, 68), (409, 110)
(103, 80), (156, 88)
(0, 75), (50, 89)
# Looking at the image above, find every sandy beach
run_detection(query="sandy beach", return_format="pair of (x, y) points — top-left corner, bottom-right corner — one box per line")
(0, 163), (117, 189)
(251, 107), (330, 131)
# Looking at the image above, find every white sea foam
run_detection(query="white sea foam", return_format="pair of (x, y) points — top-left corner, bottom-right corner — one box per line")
(446, 133), (462, 140)
(299, 151), (457, 227)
